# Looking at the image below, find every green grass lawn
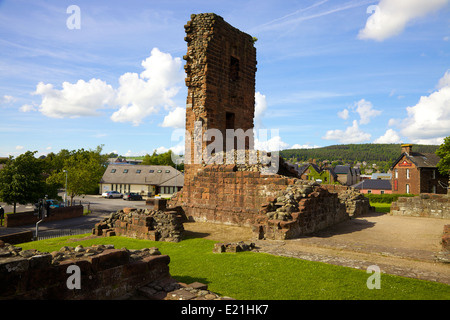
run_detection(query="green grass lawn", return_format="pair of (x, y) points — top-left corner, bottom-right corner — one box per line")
(370, 202), (392, 213)
(18, 234), (450, 300)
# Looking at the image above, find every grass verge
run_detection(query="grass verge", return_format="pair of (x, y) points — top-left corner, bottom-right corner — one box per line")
(17, 234), (450, 300)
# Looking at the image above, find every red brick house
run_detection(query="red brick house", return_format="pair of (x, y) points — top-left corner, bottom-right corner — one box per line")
(391, 144), (448, 194)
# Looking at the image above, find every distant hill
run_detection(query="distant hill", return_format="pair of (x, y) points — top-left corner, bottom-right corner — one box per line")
(280, 144), (439, 164)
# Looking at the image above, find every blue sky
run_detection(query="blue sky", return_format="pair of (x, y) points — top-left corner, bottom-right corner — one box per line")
(0, 0), (449, 157)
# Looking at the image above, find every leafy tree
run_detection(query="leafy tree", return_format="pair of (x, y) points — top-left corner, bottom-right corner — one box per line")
(47, 146), (108, 205)
(436, 136), (450, 176)
(0, 151), (47, 213)
(142, 150), (184, 171)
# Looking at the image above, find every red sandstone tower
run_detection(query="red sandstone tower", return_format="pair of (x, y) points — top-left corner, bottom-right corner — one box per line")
(183, 13), (257, 176)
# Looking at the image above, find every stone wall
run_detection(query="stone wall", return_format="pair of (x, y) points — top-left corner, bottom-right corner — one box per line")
(0, 241), (171, 300)
(93, 207), (184, 242)
(170, 164), (371, 240)
(0, 231), (33, 245)
(5, 205), (84, 228)
(390, 194), (450, 219)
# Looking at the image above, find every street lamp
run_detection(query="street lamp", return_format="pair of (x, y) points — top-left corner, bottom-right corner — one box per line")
(63, 170), (68, 207)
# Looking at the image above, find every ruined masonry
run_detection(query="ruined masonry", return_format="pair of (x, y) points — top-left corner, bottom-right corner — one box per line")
(168, 13), (371, 240)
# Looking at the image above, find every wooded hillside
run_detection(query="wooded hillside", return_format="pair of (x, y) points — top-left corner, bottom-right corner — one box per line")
(281, 144), (439, 164)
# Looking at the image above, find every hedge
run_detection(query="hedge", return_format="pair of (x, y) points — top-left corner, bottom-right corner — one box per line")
(365, 193), (415, 203)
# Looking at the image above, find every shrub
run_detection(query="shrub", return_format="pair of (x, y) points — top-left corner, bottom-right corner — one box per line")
(365, 193), (415, 203)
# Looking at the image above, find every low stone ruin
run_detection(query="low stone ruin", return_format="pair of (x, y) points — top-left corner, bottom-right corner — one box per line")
(0, 240), (227, 300)
(93, 207), (184, 242)
(254, 181), (371, 240)
(213, 241), (256, 253)
(0, 241), (171, 299)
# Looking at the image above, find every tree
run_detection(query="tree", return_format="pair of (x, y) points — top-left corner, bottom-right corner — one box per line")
(47, 146), (108, 205)
(141, 150), (184, 171)
(0, 151), (47, 214)
(436, 136), (450, 178)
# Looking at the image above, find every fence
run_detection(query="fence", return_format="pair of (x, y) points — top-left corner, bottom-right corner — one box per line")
(34, 224), (93, 241)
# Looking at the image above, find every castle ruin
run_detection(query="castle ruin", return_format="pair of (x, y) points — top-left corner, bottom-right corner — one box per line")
(169, 13), (371, 240)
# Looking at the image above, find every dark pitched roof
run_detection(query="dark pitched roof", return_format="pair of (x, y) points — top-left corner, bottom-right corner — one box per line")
(391, 152), (440, 169)
(334, 165), (352, 175)
(100, 164), (184, 187)
(352, 179), (392, 190)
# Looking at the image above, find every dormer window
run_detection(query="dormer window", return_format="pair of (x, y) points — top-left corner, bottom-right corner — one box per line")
(123, 169), (128, 173)
(111, 169), (116, 173)
(136, 169), (141, 174)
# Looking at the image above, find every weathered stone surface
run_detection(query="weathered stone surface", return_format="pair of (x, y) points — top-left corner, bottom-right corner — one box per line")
(0, 242), (177, 300)
(391, 194), (450, 219)
(93, 208), (184, 242)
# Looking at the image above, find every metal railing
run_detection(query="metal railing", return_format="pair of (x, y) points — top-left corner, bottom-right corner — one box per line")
(33, 225), (93, 241)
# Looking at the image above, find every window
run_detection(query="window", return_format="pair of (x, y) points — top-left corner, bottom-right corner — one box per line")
(432, 185), (436, 194)
(226, 112), (235, 130)
(380, 190), (385, 195)
(394, 169), (398, 179)
(157, 170), (162, 173)
(432, 170), (436, 179)
(149, 170), (154, 173)
(367, 190), (372, 194)
(111, 169), (116, 173)
(136, 169), (141, 174)
(165, 170), (170, 173)
(230, 56), (239, 81)
(123, 169), (128, 173)
(406, 169), (410, 179)
(406, 184), (410, 194)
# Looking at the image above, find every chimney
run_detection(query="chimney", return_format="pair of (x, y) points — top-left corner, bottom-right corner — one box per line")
(401, 144), (413, 155)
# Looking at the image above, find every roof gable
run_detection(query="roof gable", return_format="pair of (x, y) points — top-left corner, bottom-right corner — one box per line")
(391, 152), (440, 169)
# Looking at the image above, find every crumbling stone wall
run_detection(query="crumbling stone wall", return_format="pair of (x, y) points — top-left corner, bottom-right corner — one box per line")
(390, 194), (450, 219)
(0, 241), (170, 300)
(93, 208), (184, 242)
(170, 163), (370, 240)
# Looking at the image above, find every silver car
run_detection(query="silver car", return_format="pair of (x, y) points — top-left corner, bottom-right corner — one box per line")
(102, 191), (123, 199)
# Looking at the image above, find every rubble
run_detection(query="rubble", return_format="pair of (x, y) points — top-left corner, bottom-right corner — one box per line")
(93, 208), (184, 242)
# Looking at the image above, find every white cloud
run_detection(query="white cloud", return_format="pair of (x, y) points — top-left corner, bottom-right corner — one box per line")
(33, 79), (115, 118)
(254, 91), (268, 128)
(322, 120), (372, 143)
(400, 70), (450, 144)
(161, 107), (185, 128)
(337, 108), (349, 120)
(111, 48), (184, 126)
(374, 129), (402, 143)
(255, 135), (290, 152)
(291, 144), (321, 149)
(31, 48), (184, 126)
(19, 104), (37, 112)
(358, 0), (449, 41)
(1, 95), (15, 104)
(353, 99), (382, 125)
(154, 144), (185, 155)
(15, 145), (24, 150)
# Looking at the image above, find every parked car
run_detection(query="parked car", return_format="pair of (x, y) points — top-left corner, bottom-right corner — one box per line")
(46, 199), (62, 208)
(102, 191), (123, 199)
(123, 192), (143, 201)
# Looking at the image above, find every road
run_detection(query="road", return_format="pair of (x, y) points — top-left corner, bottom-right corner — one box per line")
(0, 194), (150, 234)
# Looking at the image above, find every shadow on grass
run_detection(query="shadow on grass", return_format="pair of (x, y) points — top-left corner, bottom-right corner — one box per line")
(172, 275), (210, 286)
